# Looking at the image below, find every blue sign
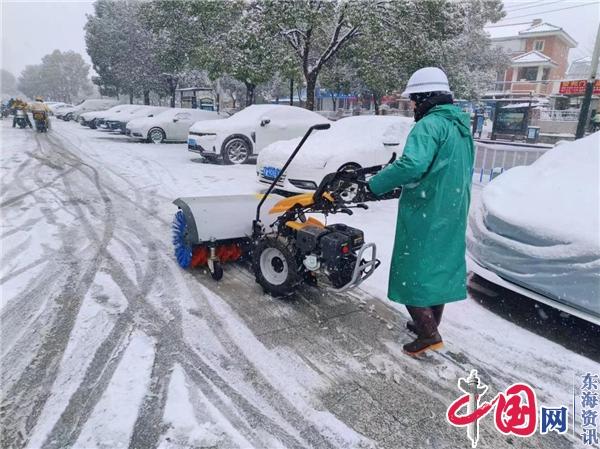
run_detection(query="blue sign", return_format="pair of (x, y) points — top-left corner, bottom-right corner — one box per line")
(262, 166), (280, 180)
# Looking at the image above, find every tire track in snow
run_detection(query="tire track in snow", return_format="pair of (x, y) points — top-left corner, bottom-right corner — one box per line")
(6, 124), (391, 448)
(0, 133), (116, 449)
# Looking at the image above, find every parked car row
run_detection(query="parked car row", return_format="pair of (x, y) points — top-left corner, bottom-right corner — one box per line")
(72, 102), (415, 191)
(55, 99), (120, 121)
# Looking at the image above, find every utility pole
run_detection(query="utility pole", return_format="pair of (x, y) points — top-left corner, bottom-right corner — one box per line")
(575, 22), (600, 139)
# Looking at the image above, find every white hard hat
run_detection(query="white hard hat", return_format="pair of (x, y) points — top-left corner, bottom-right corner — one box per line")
(401, 67), (451, 97)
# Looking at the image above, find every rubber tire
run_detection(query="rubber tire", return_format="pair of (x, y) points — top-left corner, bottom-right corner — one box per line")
(253, 237), (301, 297)
(337, 162), (362, 203)
(148, 128), (166, 144)
(222, 135), (251, 165)
(211, 261), (224, 281)
(338, 162), (361, 172)
(89, 120), (97, 129)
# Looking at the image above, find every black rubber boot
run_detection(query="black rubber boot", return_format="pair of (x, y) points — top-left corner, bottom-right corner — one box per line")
(404, 306), (444, 356)
(403, 332), (444, 356)
(406, 304), (444, 334)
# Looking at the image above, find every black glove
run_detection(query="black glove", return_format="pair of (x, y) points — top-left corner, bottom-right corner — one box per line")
(357, 183), (401, 202)
(352, 181), (377, 203)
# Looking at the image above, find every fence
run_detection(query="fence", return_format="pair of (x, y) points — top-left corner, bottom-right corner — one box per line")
(538, 109), (579, 122)
(473, 142), (549, 184)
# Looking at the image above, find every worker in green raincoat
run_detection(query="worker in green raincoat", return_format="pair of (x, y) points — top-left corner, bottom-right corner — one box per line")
(367, 67), (474, 356)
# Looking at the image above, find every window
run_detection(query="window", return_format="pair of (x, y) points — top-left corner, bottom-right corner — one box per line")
(533, 40), (544, 51)
(518, 67), (538, 81)
(542, 68), (551, 81)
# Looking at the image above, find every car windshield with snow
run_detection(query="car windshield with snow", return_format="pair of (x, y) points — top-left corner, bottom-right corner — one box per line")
(126, 108), (222, 144)
(187, 104), (327, 164)
(468, 132), (600, 324)
(256, 115), (414, 192)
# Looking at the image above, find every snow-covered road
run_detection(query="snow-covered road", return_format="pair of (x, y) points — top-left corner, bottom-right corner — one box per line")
(1, 120), (596, 449)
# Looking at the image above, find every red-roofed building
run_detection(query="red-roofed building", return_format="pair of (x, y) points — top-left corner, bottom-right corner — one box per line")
(485, 19), (577, 97)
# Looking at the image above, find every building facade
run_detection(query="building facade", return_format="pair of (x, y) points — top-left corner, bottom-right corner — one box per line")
(486, 19), (577, 98)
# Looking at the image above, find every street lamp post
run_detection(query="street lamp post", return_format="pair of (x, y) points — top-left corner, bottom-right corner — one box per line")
(575, 23), (600, 139)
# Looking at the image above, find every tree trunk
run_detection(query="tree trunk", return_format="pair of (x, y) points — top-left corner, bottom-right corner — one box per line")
(129, 90), (134, 104)
(305, 74), (317, 111)
(143, 90), (150, 105)
(331, 93), (337, 111)
(245, 83), (255, 106)
(296, 86), (304, 107)
(168, 78), (177, 108)
(289, 79), (294, 106)
(373, 94), (381, 115)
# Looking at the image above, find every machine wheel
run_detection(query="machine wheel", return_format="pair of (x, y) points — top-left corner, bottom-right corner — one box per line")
(253, 237), (301, 297)
(210, 261), (224, 281)
(148, 127), (166, 144)
(89, 120), (97, 129)
(222, 136), (251, 165)
(172, 209), (193, 268)
(336, 162), (362, 202)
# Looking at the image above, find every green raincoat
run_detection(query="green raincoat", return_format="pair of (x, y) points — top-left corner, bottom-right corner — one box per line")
(368, 104), (474, 307)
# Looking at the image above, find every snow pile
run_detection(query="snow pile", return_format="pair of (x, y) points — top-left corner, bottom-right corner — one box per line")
(483, 132), (599, 249)
(259, 115), (413, 169)
(468, 132), (600, 315)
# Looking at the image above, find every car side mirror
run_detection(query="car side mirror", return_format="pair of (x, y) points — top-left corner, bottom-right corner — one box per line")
(173, 118), (178, 123)
(260, 117), (271, 127)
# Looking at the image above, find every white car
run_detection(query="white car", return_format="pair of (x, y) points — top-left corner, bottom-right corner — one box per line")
(58, 99), (119, 121)
(256, 115), (413, 192)
(104, 105), (169, 133)
(126, 108), (223, 143)
(79, 104), (132, 128)
(187, 104), (327, 164)
(468, 132), (600, 325)
(48, 103), (73, 115)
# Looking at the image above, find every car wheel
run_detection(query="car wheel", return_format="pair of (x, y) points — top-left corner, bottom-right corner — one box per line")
(222, 136), (251, 165)
(89, 120), (97, 129)
(338, 162), (361, 172)
(148, 128), (166, 144)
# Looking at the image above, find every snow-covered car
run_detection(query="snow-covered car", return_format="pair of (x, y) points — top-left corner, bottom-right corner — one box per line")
(79, 104), (132, 128)
(104, 105), (169, 133)
(126, 108), (222, 143)
(48, 103), (73, 115)
(468, 132), (600, 325)
(256, 115), (413, 192)
(58, 99), (119, 121)
(187, 104), (327, 164)
(101, 105), (143, 129)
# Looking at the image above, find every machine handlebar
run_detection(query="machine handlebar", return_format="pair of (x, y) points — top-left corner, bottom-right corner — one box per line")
(312, 123), (331, 131)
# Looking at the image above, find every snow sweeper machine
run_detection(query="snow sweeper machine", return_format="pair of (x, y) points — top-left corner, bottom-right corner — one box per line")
(172, 123), (401, 296)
